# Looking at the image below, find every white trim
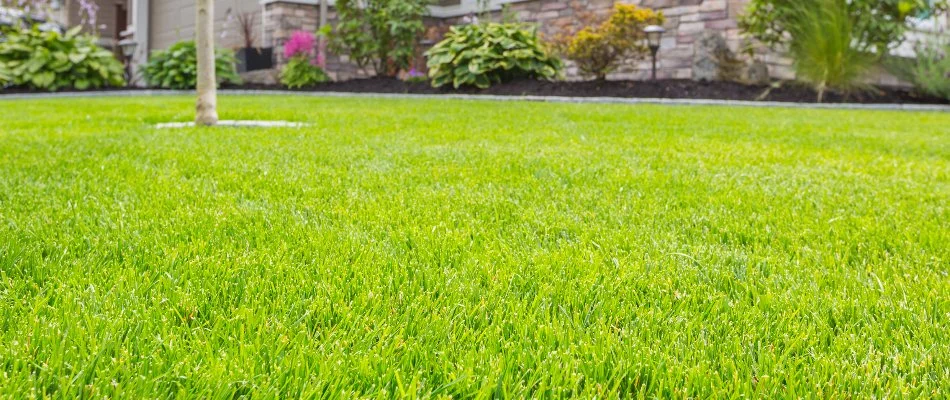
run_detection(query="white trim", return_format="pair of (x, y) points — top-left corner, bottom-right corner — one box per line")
(130, 0), (149, 86)
(258, 0), (530, 18)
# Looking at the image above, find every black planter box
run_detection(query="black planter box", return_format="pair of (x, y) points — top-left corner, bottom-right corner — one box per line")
(236, 47), (274, 73)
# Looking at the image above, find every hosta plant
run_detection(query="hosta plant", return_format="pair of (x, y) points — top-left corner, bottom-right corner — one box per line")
(425, 23), (562, 89)
(142, 40), (240, 89)
(0, 25), (125, 91)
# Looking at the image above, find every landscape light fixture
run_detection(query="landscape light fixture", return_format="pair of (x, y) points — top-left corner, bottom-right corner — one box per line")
(118, 38), (137, 86)
(119, 38), (137, 58)
(644, 25), (665, 80)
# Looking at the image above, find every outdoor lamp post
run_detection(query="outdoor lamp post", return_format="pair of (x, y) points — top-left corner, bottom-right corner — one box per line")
(644, 25), (665, 81)
(118, 38), (137, 86)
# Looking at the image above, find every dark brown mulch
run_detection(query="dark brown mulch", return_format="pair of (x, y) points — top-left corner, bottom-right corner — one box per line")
(3, 78), (947, 105)
(229, 78), (948, 105)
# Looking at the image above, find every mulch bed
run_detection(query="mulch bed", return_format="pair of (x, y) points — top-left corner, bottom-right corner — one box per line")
(3, 78), (947, 105)
(234, 78), (947, 105)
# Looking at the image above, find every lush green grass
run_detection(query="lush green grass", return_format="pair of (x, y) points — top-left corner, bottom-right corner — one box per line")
(0, 95), (948, 398)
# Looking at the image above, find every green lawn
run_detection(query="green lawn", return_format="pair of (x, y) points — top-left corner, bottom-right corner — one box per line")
(1, 95), (948, 398)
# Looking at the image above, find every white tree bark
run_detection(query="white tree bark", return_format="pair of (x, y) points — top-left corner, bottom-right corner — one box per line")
(195, 0), (218, 126)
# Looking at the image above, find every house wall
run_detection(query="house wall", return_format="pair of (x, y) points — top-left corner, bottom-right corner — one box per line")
(149, 0), (263, 51)
(264, 0), (758, 81)
(213, 0), (948, 85)
(433, 0), (758, 81)
(66, 0), (126, 46)
(263, 1), (374, 81)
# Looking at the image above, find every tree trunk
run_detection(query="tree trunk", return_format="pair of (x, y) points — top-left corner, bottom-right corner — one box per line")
(195, 0), (218, 126)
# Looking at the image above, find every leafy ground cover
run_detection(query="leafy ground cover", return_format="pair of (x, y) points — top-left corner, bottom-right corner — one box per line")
(0, 96), (948, 398)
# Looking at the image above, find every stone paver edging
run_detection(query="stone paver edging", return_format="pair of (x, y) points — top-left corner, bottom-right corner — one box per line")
(1, 89), (948, 112)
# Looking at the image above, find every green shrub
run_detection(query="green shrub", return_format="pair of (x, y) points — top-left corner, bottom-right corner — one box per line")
(325, 0), (428, 77)
(909, 39), (950, 100)
(0, 59), (12, 87)
(785, 0), (875, 101)
(740, 0), (947, 54)
(559, 4), (664, 80)
(281, 55), (330, 89)
(0, 25), (125, 91)
(142, 40), (240, 89)
(425, 23), (562, 89)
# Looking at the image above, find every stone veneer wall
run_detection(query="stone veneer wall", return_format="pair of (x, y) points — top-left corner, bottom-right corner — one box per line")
(426, 0), (770, 81)
(264, 0), (935, 84)
(264, 1), (374, 81)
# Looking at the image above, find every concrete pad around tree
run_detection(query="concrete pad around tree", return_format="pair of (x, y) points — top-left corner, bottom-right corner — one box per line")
(156, 120), (308, 129)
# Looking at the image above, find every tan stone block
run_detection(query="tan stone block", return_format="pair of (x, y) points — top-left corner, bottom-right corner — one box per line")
(704, 19), (738, 29)
(678, 21), (704, 34)
(663, 6), (700, 17)
(676, 33), (698, 44)
(699, 0), (727, 12)
(679, 12), (700, 22)
(541, 2), (569, 11)
(698, 11), (728, 21)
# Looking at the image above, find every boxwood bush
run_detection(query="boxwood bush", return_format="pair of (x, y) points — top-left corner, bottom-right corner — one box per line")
(0, 26), (125, 91)
(142, 40), (241, 89)
(425, 23), (561, 89)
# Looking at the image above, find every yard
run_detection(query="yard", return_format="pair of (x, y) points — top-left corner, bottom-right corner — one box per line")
(1, 95), (948, 397)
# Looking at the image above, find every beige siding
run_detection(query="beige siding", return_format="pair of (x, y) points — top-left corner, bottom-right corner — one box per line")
(66, 0), (126, 43)
(149, 0), (263, 51)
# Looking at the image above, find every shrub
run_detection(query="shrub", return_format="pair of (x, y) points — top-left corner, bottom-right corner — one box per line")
(908, 39), (950, 100)
(559, 4), (664, 80)
(280, 31), (329, 89)
(0, 25), (125, 91)
(0, 63), (11, 87)
(325, 0), (428, 77)
(740, 0), (947, 54)
(785, 0), (875, 101)
(425, 23), (562, 89)
(281, 56), (330, 88)
(142, 40), (240, 89)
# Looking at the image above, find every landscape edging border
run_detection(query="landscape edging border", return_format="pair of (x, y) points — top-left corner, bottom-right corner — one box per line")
(1, 89), (949, 112)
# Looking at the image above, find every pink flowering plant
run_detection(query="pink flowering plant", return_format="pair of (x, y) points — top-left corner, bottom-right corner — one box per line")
(284, 31), (316, 60)
(280, 30), (329, 88)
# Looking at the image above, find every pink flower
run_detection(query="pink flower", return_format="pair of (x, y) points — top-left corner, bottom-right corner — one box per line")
(284, 31), (316, 60)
